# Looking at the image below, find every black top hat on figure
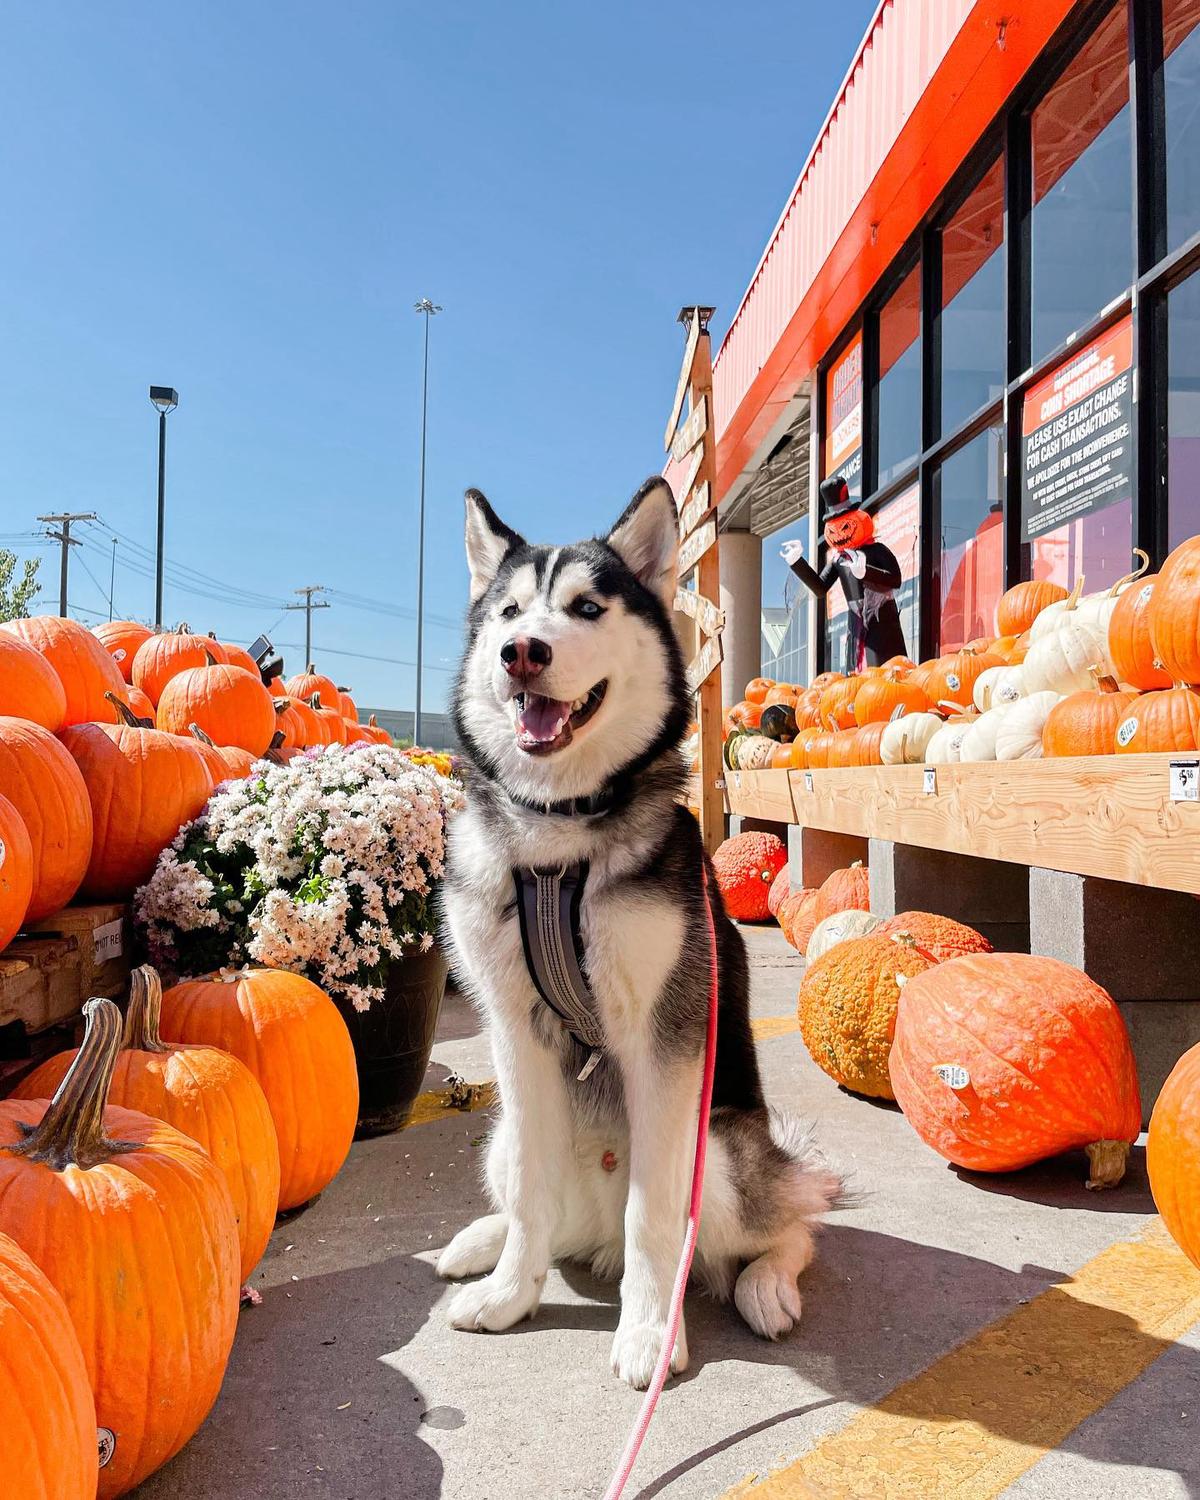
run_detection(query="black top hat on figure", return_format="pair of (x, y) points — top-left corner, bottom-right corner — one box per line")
(819, 474), (855, 517)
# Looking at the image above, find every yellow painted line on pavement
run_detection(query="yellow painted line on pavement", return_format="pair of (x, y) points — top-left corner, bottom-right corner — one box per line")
(752, 1014), (799, 1041)
(403, 1081), (498, 1129)
(726, 1219), (1200, 1499)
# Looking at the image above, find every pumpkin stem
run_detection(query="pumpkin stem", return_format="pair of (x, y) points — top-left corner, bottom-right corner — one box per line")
(1106, 549), (1151, 598)
(269, 729), (285, 750)
(1084, 1139), (1130, 1190)
(105, 690), (152, 729)
(189, 723), (217, 746)
(307, 662), (317, 673)
(9, 999), (138, 1171)
(203, 647), (220, 667)
(122, 967), (171, 1054)
(274, 699), (289, 716)
(369, 714), (379, 728)
(1063, 576), (1086, 611)
(309, 693), (323, 710)
(1087, 667), (1121, 694)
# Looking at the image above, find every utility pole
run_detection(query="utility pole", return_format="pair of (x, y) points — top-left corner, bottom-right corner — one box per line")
(285, 585), (330, 665)
(413, 298), (441, 745)
(38, 512), (97, 616)
(108, 537), (118, 621)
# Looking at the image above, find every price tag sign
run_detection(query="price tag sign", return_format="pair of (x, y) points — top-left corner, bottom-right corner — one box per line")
(93, 919), (124, 964)
(922, 767), (937, 795)
(732, 771), (742, 791)
(803, 771), (815, 794)
(1169, 761), (1200, 803)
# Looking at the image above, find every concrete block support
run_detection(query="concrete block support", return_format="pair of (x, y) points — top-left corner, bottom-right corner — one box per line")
(729, 815), (788, 839)
(1117, 1001), (1200, 1126)
(788, 825), (869, 891)
(868, 839), (1030, 951)
(719, 531), (763, 710)
(1028, 867), (1200, 1001)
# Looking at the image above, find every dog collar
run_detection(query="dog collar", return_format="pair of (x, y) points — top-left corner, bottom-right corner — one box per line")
(512, 862), (604, 1081)
(506, 777), (630, 820)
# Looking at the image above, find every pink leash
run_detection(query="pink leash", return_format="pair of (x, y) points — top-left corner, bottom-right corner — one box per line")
(602, 891), (720, 1500)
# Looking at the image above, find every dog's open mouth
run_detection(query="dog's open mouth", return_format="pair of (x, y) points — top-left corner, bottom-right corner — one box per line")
(514, 680), (608, 755)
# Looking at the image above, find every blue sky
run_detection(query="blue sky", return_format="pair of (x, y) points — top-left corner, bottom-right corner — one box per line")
(0, 2), (873, 712)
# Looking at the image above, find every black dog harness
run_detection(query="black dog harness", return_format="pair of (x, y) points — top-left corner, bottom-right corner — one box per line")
(512, 863), (604, 1081)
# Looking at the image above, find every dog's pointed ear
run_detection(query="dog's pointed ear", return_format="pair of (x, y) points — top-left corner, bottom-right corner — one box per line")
(465, 489), (524, 603)
(605, 478), (679, 606)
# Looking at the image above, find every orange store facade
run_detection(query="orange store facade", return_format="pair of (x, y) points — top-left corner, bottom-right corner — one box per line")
(667, 0), (1200, 696)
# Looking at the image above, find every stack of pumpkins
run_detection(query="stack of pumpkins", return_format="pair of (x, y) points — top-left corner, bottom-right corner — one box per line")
(721, 530), (1200, 770)
(1, 962), (359, 1497)
(0, 614), (390, 948)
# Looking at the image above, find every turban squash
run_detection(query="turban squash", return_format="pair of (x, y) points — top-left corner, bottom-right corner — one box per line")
(159, 968), (359, 1211)
(0, 998), (240, 1498)
(0, 615), (126, 727)
(0, 1230), (97, 1500)
(16, 967), (281, 1283)
(1147, 1042), (1200, 1271)
(0, 716), (93, 921)
(888, 952), (1141, 1187)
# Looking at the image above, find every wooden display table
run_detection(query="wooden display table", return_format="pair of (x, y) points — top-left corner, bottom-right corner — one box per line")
(0, 903), (132, 1036)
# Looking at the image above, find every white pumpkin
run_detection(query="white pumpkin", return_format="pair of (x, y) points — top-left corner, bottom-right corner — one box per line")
(994, 691), (1060, 760)
(806, 908), (882, 962)
(1022, 620), (1112, 696)
(925, 714), (976, 764)
(879, 711), (943, 765)
(958, 705), (1011, 762)
(991, 663), (1028, 707)
(972, 665), (1007, 713)
(1028, 578), (1086, 642)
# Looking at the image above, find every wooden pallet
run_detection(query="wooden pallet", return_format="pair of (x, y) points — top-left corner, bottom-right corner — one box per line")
(0, 903), (132, 1036)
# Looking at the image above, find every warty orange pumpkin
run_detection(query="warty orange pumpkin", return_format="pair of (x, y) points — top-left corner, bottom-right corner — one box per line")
(888, 952), (1141, 1187)
(0, 632), (68, 731)
(16, 967), (281, 1283)
(1042, 673), (1139, 757)
(92, 619), (154, 682)
(875, 911), (992, 962)
(0, 792), (33, 950)
(0, 615), (126, 727)
(58, 697), (213, 900)
(1148, 535), (1200, 685)
(1147, 1042), (1200, 1271)
(798, 932), (937, 1098)
(0, 1229), (98, 1500)
(1107, 573), (1172, 690)
(0, 998), (240, 1498)
(130, 625), (213, 706)
(712, 831), (787, 922)
(159, 967), (359, 1211)
(995, 578), (1069, 637)
(0, 716), (93, 921)
(157, 662), (277, 756)
(284, 663), (340, 709)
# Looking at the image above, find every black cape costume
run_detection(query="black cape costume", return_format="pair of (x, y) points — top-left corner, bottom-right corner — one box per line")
(787, 545), (907, 674)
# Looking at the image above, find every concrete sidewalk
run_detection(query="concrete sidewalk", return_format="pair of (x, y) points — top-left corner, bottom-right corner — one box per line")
(135, 930), (1200, 1500)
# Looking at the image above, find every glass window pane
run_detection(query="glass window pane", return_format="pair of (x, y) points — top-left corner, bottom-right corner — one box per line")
(941, 159), (1005, 437)
(762, 521), (811, 685)
(876, 264), (922, 489)
(1165, 0), (1200, 253)
(1031, 5), (1132, 365)
(825, 484), (920, 673)
(937, 425), (1005, 651)
(823, 334), (864, 504)
(1030, 498), (1133, 594)
(1169, 272), (1200, 550)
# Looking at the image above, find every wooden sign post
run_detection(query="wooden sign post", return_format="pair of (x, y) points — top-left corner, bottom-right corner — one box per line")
(665, 305), (725, 855)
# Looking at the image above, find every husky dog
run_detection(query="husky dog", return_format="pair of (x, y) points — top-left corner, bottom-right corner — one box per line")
(437, 477), (839, 1389)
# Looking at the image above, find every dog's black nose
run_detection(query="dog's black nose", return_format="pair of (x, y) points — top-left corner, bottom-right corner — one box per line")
(500, 636), (552, 677)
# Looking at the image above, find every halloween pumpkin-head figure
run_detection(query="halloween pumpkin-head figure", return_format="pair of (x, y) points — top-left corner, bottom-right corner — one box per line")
(824, 508), (874, 551)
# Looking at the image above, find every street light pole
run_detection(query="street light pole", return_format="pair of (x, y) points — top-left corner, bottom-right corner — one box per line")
(413, 298), (441, 746)
(149, 386), (179, 630)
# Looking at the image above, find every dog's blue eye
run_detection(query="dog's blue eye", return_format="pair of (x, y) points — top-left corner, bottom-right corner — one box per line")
(500, 603), (519, 620)
(575, 599), (603, 619)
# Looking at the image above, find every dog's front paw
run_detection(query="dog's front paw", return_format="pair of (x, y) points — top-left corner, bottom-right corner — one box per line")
(610, 1316), (688, 1390)
(446, 1271), (542, 1332)
(437, 1214), (508, 1280)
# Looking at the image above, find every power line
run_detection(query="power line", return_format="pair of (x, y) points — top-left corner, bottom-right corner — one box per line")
(284, 585), (331, 664)
(274, 640), (456, 672)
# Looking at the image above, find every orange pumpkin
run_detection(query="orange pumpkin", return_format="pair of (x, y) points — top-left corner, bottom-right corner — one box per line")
(124, 683), (156, 722)
(793, 687), (823, 730)
(882, 655), (915, 673)
(769, 742), (794, 768)
(889, 952), (1142, 1186)
(157, 663), (277, 755)
(788, 725), (825, 768)
(803, 728), (838, 769)
(1149, 536), (1200, 685)
(825, 728), (860, 768)
(852, 671), (929, 726)
(187, 729), (231, 787)
(906, 659), (939, 697)
(284, 664), (340, 709)
(851, 721), (886, 766)
(996, 579), (1069, 637)
(16, 968), (281, 1283)
(92, 619), (154, 681)
(712, 832), (787, 922)
(362, 714), (391, 745)
(201, 634), (230, 663)
(875, 911), (992, 962)
(744, 676), (774, 705)
(0, 716), (93, 921)
(338, 687), (359, 720)
(1113, 687), (1200, 754)
(1108, 573), (1172, 690)
(763, 684), (798, 707)
(58, 699), (213, 899)
(190, 726), (259, 780)
(273, 696), (308, 749)
(130, 626), (215, 706)
(809, 862), (870, 927)
(777, 887), (819, 952)
(724, 700), (763, 734)
(1042, 674), (1139, 758)
(0, 1230), (97, 1500)
(0, 615), (126, 727)
(0, 633), (67, 731)
(810, 672), (845, 693)
(798, 932), (937, 1098)
(221, 641), (262, 676)
(0, 998), (240, 1498)
(922, 648), (1003, 708)
(267, 674), (289, 698)
(819, 677), (861, 730)
(0, 793), (33, 951)
(990, 634), (1021, 663)
(159, 968), (359, 1211)
(767, 864), (791, 920)
(309, 692), (349, 745)
(1147, 1042), (1200, 1271)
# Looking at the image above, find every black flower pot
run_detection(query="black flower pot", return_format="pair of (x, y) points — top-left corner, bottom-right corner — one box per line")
(334, 944), (448, 1138)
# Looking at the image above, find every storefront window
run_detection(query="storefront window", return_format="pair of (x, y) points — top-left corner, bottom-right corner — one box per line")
(1030, 5), (1132, 365)
(762, 528), (811, 687)
(823, 335), (864, 502)
(1165, 0), (1200, 253)
(876, 264), (922, 490)
(937, 426), (1005, 650)
(825, 484), (920, 673)
(1168, 272), (1200, 550)
(941, 159), (1005, 437)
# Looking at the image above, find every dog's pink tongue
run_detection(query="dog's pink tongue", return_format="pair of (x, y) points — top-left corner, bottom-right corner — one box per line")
(517, 693), (571, 744)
